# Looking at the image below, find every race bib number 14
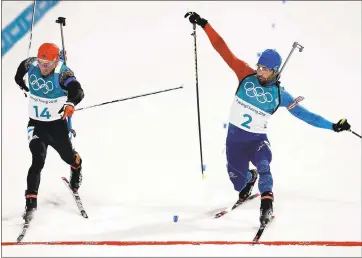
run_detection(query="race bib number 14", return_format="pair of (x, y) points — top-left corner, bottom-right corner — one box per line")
(33, 105), (51, 119)
(28, 95), (66, 121)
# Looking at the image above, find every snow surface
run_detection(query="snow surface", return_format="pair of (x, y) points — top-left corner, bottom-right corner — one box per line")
(1, 1), (361, 257)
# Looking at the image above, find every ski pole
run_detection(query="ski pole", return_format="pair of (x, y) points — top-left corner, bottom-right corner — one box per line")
(56, 16), (76, 139)
(277, 41), (304, 80)
(191, 23), (206, 179)
(76, 85), (184, 111)
(349, 129), (362, 139)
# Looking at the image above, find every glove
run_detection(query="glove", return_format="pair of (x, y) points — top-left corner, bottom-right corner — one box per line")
(17, 79), (29, 97)
(332, 118), (351, 132)
(18, 79), (29, 92)
(184, 12), (208, 28)
(58, 102), (75, 120)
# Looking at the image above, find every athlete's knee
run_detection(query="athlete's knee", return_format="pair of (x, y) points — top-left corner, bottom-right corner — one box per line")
(62, 150), (81, 167)
(227, 166), (249, 192)
(70, 152), (82, 170)
(29, 140), (47, 171)
(256, 160), (270, 174)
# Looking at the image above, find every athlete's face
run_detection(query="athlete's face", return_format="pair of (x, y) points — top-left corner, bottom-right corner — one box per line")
(256, 65), (277, 85)
(38, 59), (57, 76)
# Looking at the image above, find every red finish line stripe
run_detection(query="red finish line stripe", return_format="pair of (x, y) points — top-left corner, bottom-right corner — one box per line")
(2, 241), (362, 246)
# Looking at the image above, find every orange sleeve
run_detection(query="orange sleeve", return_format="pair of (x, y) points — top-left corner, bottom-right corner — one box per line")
(203, 23), (255, 82)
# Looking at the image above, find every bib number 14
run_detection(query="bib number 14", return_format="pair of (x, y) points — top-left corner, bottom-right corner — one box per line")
(241, 114), (252, 129)
(33, 106), (51, 119)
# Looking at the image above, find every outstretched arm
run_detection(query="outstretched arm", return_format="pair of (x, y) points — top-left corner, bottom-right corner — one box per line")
(280, 89), (334, 130)
(184, 12), (254, 81)
(203, 24), (255, 81)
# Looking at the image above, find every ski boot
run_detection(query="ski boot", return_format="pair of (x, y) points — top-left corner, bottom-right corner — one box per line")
(260, 191), (274, 226)
(237, 169), (258, 203)
(70, 155), (82, 193)
(70, 169), (82, 192)
(69, 152), (82, 192)
(22, 194), (37, 222)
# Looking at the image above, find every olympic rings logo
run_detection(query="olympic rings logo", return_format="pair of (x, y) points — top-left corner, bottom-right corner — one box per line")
(244, 82), (273, 104)
(29, 74), (54, 95)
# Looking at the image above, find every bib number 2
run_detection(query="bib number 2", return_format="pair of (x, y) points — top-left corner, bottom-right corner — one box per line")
(33, 106), (51, 119)
(241, 114), (252, 129)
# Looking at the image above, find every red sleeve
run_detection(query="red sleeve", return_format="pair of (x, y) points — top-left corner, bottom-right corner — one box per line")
(203, 23), (255, 81)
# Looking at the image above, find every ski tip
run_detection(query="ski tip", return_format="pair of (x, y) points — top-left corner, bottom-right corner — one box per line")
(81, 211), (89, 218)
(61, 177), (70, 183)
(214, 211), (227, 219)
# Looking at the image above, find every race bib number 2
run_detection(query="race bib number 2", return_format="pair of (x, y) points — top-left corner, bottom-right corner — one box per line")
(229, 96), (271, 134)
(240, 114), (252, 129)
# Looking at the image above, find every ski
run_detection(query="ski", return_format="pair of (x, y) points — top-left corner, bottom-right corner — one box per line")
(16, 210), (35, 243)
(61, 177), (88, 218)
(214, 193), (260, 219)
(252, 215), (275, 244)
(17, 220), (31, 243)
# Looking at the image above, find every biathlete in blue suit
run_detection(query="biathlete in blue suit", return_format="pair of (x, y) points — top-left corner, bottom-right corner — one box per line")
(185, 12), (352, 225)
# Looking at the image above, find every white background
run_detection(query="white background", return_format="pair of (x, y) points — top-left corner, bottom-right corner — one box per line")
(1, 1), (361, 256)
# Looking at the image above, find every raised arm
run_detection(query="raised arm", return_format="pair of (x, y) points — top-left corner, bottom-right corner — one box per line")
(185, 12), (255, 82)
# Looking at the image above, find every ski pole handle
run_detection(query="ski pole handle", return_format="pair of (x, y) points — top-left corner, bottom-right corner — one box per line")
(278, 41), (304, 77)
(56, 17), (67, 65)
(292, 42), (304, 52)
(55, 17), (66, 26)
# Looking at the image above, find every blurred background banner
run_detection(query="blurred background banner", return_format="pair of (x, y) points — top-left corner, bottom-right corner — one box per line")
(2, 0), (59, 56)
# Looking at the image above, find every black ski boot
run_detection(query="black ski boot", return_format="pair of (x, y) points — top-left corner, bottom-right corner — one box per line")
(238, 169), (258, 202)
(260, 191), (274, 226)
(70, 167), (82, 192)
(22, 194), (37, 222)
(69, 153), (82, 192)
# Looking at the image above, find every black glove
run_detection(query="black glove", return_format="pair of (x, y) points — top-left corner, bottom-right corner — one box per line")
(184, 12), (208, 28)
(17, 79), (29, 92)
(332, 119), (351, 132)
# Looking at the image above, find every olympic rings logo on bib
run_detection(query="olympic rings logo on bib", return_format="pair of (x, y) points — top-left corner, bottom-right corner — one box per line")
(244, 82), (273, 104)
(29, 74), (54, 95)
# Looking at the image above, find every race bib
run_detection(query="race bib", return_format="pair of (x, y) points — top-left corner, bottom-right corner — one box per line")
(28, 94), (67, 122)
(228, 96), (271, 134)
